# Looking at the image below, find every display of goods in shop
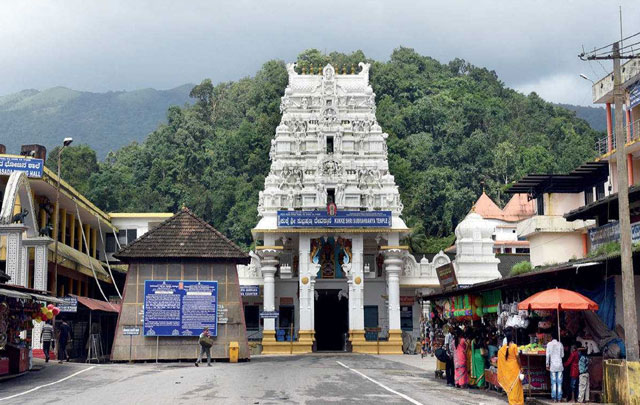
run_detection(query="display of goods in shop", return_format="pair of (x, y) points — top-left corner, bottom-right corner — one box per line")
(480, 290), (501, 314)
(451, 294), (481, 320)
(519, 343), (546, 354)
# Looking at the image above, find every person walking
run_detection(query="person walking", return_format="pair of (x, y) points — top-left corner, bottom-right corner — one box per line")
(564, 344), (580, 402)
(41, 321), (55, 362)
(497, 329), (524, 405)
(546, 331), (564, 403)
(577, 348), (590, 403)
(195, 327), (213, 367)
(57, 320), (72, 363)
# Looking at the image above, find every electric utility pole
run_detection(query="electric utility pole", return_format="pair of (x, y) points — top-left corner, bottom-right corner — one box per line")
(580, 36), (640, 361)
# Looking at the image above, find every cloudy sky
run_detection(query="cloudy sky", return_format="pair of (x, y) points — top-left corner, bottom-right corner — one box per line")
(1, 1), (638, 105)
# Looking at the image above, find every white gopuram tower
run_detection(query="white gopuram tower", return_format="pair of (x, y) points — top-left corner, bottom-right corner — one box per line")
(252, 63), (409, 354)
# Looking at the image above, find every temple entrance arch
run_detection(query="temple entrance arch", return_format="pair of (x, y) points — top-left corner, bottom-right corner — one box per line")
(314, 288), (348, 351)
(0, 171), (38, 235)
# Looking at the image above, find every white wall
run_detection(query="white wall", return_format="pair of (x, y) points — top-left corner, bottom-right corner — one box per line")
(528, 232), (584, 267)
(545, 193), (584, 216)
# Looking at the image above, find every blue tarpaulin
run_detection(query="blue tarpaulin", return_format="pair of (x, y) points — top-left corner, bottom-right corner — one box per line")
(578, 277), (616, 330)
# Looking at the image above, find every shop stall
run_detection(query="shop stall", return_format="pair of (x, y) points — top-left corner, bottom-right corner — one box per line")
(0, 285), (62, 377)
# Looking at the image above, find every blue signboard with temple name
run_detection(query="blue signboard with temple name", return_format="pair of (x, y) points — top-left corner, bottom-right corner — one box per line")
(143, 280), (217, 337)
(0, 156), (44, 178)
(277, 210), (391, 228)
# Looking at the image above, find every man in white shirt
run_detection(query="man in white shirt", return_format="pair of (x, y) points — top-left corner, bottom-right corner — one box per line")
(40, 321), (55, 362)
(546, 331), (564, 402)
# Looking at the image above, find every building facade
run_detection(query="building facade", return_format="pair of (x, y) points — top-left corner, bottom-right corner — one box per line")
(239, 63), (450, 354)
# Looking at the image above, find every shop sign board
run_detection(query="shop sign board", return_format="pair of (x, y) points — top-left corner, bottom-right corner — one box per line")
(122, 326), (140, 336)
(240, 285), (259, 296)
(59, 296), (78, 313)
(277, 210), (391, 228)
(631, 83), (640, 109)
(400, 296), (415, 306)
(588, 220), (640, 251)
(0, 156), (43, 178)
(143, 280), (218, 337)
(260, 311), (279, 319)
(436, 263), (458, 289)
(280, 297), (294, 305)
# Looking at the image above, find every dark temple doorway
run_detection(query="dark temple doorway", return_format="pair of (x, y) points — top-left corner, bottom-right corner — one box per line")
(314, 289), (349, 351)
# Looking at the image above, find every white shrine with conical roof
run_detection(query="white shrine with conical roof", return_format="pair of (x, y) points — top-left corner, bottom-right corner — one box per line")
(238, 63), (451, 354)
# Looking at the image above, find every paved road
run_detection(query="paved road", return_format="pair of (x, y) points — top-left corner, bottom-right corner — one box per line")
(0, 354), (507, 405)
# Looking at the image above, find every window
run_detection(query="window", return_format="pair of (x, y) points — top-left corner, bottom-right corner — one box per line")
(326, 136), (334, 154)
(536, 196), (544, 215)
(127, 229), (137, 243)
(400, 305), (413, 332)
(596, 183), (605, 200)
(117, 229), (138, 247)
(106, 233), (117, 253)
(244, 305), (260, 330)
(585, 188), (594, 205)
(364, 306), (379, 341)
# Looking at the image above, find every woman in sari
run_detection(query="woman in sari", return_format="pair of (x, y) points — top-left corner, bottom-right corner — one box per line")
(470, 333), (486, 388)
(454, 333), (469, 387)
(497, 329), (524, 405)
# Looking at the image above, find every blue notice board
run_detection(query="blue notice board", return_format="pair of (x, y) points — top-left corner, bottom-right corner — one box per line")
(0, 156), (44, 178)
(143, 280), (218, 337)
(277, 210), (391, 228)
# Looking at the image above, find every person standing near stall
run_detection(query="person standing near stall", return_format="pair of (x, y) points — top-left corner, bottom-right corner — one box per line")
(546, 330), (564, 403)
(444, 326), (455, 386)
(470, 332), (486, 388)
(454, 332), (469, 388)
(497, 329), (524, 405)
(577, 348), (590, 403)
(564, 344), (580, 402)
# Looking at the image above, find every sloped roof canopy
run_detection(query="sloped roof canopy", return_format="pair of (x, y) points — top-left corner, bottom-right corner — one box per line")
(502, 193), (536, 221)
(473, 192), (504, 219)
(115, 208), (249, 263)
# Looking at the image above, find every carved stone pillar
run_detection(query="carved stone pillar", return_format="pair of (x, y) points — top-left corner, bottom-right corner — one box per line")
(19, 244), (29, 287)
(348, 235), (367, 352)
(258, 247), (280, 353)
(297, 235), (315, 351)
(24, 237), (53, 291)
(1, 225), (27, 285)
(382, 246), (404, 354)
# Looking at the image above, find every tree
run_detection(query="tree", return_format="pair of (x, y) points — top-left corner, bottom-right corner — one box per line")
(45, 144), (99, 195)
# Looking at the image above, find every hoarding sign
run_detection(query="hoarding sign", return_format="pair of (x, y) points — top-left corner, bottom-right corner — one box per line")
(240, 285), (260, 296)
(0, 156), (44, 178)
(122, 326), (140, 336)
(588, 220), (640, 251)
(277, 210), (391, 228)
(260, 311), (279, 319)
(143, 280), (218, 337)
(59, 296), (78, 313)
(630, 83), (640, 109)
(436, 263), (458, 289)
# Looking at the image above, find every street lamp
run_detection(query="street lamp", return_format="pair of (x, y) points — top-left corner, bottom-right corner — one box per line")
(579, 73), (595, 84)
(53, 137), (72, 296)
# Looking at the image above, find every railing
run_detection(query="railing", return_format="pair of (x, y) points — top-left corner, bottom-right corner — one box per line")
(633, 119), (640, 142)
(595, 134), (617, 156)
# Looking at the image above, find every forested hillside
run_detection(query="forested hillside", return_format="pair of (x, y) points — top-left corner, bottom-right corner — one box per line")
(0, 85), (192, 158)
(47, 48), (602, 251)
(556, 103), (606, 132)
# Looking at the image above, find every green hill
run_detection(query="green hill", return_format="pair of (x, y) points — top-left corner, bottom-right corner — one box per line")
(47, 48), (603, 251)
(0, 85), (193, 158)
(556, 103), (607, 132)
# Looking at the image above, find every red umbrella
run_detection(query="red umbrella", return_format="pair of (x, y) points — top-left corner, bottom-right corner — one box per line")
(518, 288), (599, 342)
(518, 288), (599, 311)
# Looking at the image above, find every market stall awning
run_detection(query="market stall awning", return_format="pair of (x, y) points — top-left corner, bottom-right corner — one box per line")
(518, 288), (599, 311)
(0, 284), (65, 304)
(72, 295), (120, 313)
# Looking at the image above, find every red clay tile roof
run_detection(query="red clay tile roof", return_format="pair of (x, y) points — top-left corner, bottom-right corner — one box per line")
(472, 192), (504, 219)
(502, 193), (536, 222)
(114, 207), (249, 263)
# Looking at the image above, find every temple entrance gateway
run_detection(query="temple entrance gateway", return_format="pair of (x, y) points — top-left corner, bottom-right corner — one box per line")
(248, 63), (411, 355)
(314, 289), (348, 351)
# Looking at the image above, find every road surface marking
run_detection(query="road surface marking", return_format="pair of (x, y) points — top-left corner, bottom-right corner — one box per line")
(336, 361), (423, 405)
(0, 366), (95, 401)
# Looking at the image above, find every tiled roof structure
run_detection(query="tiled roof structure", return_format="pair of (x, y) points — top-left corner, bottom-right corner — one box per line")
(115, 207), (249, 263)
(473, 192), (535, 222)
